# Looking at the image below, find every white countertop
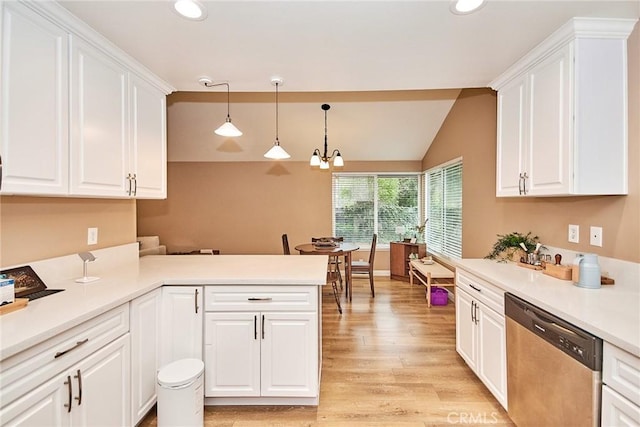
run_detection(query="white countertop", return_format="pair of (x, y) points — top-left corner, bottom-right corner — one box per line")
(0, 252), (328, 361)
(456, 258), (640, 357)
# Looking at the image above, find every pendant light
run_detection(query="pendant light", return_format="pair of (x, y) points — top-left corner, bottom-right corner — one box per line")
(310, 104), (343, 169)
(198, 77), (242, 137)
(264, 77), (290, 159)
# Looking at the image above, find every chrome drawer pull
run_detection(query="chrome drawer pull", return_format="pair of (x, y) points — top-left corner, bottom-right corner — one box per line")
(248, 297), (273, 301)
(469, 284), (482, 293)
(64, 375), (72, 412)
(74, 369), (83, 406)
(54, 338), (89, 359)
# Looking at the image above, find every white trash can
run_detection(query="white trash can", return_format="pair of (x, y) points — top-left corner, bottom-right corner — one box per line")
(157, 358), (205, 427)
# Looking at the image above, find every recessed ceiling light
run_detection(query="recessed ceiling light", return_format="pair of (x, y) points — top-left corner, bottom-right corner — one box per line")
(450, 0), (486, 15)
(172, 0), (208, 21)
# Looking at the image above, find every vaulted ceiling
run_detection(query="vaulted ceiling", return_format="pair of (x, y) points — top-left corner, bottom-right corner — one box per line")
(59, 1), (639, 162)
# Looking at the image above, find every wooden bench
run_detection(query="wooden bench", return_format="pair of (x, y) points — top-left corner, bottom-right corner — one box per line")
(408, 259), (455, 307)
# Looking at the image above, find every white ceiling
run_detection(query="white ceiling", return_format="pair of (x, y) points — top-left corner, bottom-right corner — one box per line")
(58, 1), (639, 162)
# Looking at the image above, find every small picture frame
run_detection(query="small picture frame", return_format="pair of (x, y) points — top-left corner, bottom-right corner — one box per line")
(410, 237), (417, 244)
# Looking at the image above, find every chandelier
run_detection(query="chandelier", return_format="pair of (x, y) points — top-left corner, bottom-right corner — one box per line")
(310, 104), (343, 169)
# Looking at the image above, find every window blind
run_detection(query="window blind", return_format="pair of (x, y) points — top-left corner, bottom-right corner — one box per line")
(332, 173), (420, 245)
(426, 161), (463, 259)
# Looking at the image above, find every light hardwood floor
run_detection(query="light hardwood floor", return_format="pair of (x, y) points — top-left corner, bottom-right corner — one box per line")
(141, 277), (514, 426)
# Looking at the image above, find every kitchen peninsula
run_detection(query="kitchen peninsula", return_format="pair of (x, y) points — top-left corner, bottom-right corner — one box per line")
(0, 244), (328, 426)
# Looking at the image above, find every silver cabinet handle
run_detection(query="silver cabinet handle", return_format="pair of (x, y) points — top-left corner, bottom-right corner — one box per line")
(522, 172), (528, 195)
(469, 284), (481, 293)
(194, 289), (199, 314)
(132, 173), (137, 196)
(518, 173), (524, 195)
(54, 338), (89, 359)
(470, 300), (475, 323)
(248, 297), (273, 301)
(254, 315), (257, 340)
(64, 375), (72, 412)
(474, 302), (479, 325)
(126, 173), (132, 196)
(262, 315), (265, 340)
(74, 369), (83, 406)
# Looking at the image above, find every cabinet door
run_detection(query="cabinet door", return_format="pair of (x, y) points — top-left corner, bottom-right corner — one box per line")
(130, 288), (161, 425)
(160, 286), (203, 367)
(71, 334), (131, 427)
(130, 75), (167, 199)
(496, 77), (526, 197)
(477, 304), (508, 409)
(204, 312), (260, 397)
(1, 2), (69, 195)
(70, 36), (129, 197)
(455, 288), (477, 370)
(261, 312), (318, 397)
(526, 45), (572, 195)
(0, 370), (69, 426)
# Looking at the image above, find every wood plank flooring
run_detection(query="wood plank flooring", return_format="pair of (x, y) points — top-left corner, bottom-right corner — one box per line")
(140, 277), (514, 426)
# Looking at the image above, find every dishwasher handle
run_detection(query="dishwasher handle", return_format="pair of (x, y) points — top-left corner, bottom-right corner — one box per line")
(523, 306), (582, 339)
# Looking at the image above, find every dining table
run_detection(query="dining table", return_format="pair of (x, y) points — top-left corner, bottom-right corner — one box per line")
(294, 242), (360, 301)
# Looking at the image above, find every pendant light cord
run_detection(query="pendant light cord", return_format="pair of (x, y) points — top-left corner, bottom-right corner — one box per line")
(275, 82), (280, 145)
(204, 81), (231, 119)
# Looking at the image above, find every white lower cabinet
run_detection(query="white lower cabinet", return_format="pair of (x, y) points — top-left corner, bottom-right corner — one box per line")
(204, 312), (318, 398)
(130, 288), (161, 425)
(602, 341), (640, 426)
(160, 286), (203, 368)
(455, 269), (508, 409)
(0, 330), (130, 427)
(203, 286), (319, 403)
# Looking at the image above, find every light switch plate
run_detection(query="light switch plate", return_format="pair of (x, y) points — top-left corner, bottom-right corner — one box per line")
(590, 226), (602, 247)
(87, 227), (98, 245)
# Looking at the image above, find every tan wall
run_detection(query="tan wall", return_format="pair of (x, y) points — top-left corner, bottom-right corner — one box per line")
(423, 26), (640, 263)
(136, 160), (421, 269)
(0, 197), (136, 267)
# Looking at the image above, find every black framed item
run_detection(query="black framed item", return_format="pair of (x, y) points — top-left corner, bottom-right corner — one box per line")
(0, 265), (63, 300)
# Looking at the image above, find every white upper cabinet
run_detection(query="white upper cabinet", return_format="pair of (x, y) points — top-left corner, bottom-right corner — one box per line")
(0, 1), (173, 198)
(130, 75), (167, 199)
(491, 18), (637, 197)
(70, 36), (129, 197)
(1, 2), (69, 195)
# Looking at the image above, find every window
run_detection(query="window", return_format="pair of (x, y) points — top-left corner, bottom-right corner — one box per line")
(425, 159), (462, 259)
(332, 173), (421, 246)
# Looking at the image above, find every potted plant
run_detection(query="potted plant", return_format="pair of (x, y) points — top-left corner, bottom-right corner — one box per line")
(485, 231), (542, 262)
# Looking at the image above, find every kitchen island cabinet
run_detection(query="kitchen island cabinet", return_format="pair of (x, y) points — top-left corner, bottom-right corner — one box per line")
(159, 286), (203, 367)
(204, 286), (319, 404)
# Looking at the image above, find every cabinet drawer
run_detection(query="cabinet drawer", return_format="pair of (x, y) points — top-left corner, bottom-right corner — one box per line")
(205, 286), (318, 312)
(0, 303), (129, 407)
(603, 342), (640, 407)
(456, 268), (505, 314)
(602, 385), (640, 426)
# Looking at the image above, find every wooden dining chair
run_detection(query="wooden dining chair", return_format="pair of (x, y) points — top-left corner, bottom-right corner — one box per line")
(352, 234), (377, 297)
(282, 234), (290, 255)
(327, 267), (342, 314)
(311, 236), (344, 288)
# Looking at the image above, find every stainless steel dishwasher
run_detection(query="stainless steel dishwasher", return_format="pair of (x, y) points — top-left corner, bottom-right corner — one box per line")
(505, 292), (603, 427)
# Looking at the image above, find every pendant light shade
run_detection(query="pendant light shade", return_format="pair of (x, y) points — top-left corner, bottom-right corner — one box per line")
(264, 78), (290, 159)
(215, 119), (242, 137)
(198, 77), (242, 137)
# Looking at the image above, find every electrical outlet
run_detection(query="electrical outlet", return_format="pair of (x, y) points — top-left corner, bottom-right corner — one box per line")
(568, 224), (579, 243)
(87, 227), (98, 245)
(590, 226), (602, 247)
